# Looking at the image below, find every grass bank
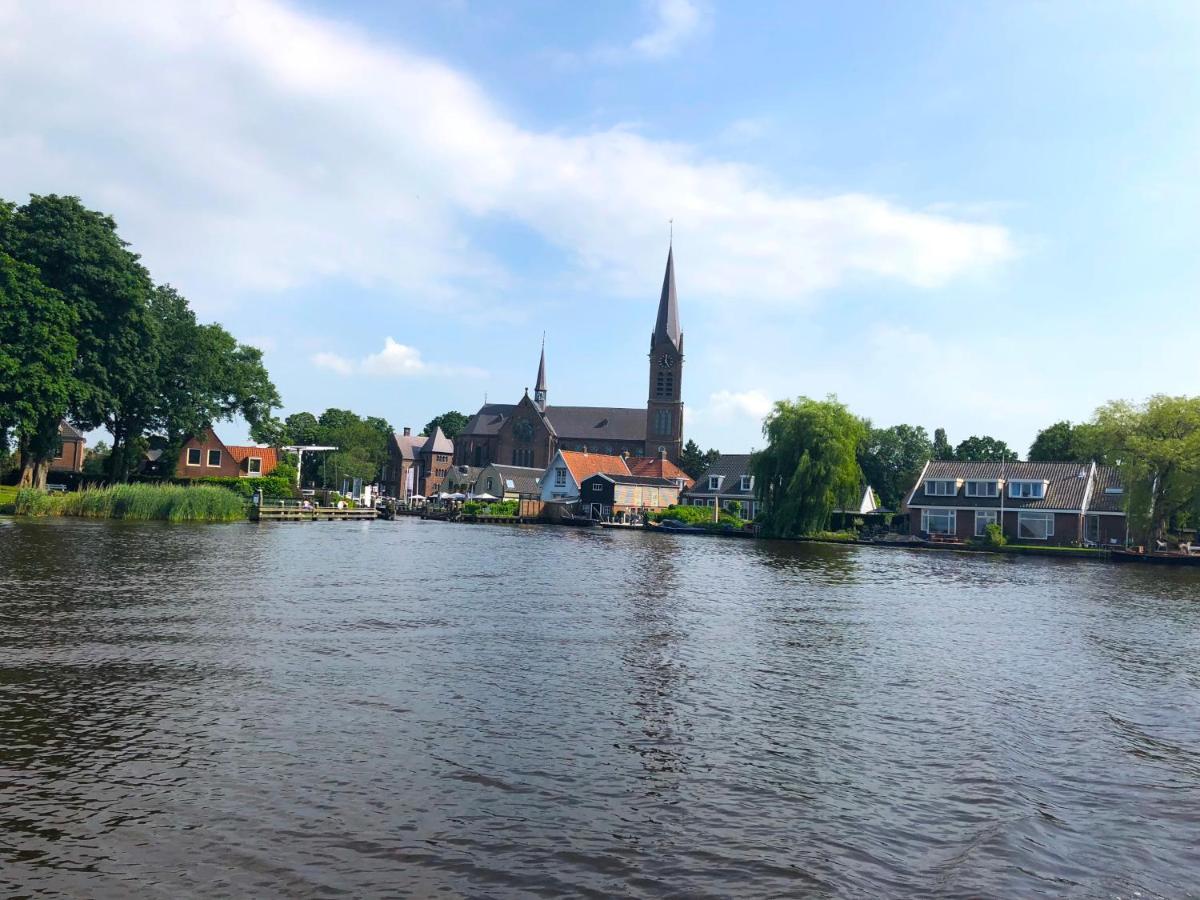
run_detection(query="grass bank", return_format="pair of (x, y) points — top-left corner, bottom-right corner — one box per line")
(14, 483), (247, 522)
(0, 485), (18, 514)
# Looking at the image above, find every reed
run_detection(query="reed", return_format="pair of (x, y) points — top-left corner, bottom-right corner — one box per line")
(14, 484), (247, 522)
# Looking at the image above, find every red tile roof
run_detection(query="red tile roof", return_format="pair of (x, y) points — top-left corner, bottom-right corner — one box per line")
(559, 450), (630, 484)
(628, 456), (694, 489)
(226, 445), (279, 475)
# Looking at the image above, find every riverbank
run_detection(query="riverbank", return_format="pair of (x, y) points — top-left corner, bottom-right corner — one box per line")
(12, 484), (247, 522)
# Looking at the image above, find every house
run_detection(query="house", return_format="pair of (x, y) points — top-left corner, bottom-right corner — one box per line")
(177, 427), (278, 478)
(683, 454), (759, 519)
(385, 426), (455, 500)
(579, 473), (680, 519)
(627, 452), (694, 491)
(441, 465), (482, 496)
(50, 421), (86, 473)
(473, 463), (542, 500)
(455, 247), (686, 470)
(905, 460), (1128, 546)
(539, 449), (631, 502)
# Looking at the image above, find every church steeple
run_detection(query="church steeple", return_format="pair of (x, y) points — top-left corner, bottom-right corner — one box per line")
(653, 245), (682, 352)
(534, 334), (548, 411)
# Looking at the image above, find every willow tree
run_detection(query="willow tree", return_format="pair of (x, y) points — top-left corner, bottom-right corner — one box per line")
(1092, 395), (1200, 542)
(752, 396), (867, 537)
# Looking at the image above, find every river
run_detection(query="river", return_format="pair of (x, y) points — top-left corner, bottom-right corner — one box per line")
(1, 517), (1198, 898)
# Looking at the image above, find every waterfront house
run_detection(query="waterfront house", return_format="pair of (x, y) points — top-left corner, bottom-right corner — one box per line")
(627, 451), (694, 491)
(579, 473), (680, 519)
(905, 460), (1127, 546)
(50, 421), (86, 474)
(385, 426), (455, 500)
(177, 427), (278, 478)
(539, 449), (631, 502)
(473, 463), (542, 500)
(682, 454), (759, 519)
(441, 464), (482, 496)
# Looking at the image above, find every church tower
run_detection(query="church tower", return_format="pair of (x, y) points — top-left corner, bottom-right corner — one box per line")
(534, 336), (548, 411)
(645, 246), (684, 461)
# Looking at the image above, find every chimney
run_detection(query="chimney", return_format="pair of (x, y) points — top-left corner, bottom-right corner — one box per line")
(623, 450), (630, 459)
(659, 448), (668, 461)
(403, 427), (411, 437)
(582, 445), (588, 455)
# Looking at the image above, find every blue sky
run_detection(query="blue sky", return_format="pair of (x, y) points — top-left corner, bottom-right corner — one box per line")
(2, 0), (1197, 455)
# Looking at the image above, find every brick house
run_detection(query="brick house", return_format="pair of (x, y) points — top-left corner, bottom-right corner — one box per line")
(905, 460), (1128, 546)
(385, 426), (455, 500)
(50, 421), (86, 473)
(682, 454), (759, 519)
(177, 427), (278, 478)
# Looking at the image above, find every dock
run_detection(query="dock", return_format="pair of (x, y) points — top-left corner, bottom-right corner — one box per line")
(251, 503), (377, 522)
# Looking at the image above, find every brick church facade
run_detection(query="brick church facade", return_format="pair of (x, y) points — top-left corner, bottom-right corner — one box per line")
(454, 247), (686, 470)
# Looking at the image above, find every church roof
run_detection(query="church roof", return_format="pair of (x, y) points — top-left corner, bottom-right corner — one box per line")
(460, 403), (517, 437)
(544, 406), (646, 443)
(654, 246), (681, 350)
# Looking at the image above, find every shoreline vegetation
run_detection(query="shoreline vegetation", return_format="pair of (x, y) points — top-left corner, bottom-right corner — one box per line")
(12, 483), (246, 522)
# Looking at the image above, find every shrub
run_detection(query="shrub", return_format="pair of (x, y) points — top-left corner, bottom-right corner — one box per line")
(15, 484), (246, 522)
(648, 504), (746, 528)
(984, 521), (1007, 549)
(192, 475), (295, 499)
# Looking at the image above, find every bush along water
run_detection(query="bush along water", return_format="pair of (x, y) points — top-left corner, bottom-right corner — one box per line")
(648, 504), (748, 530)
(462, 499), (519, 517)
(15, 484), (247, 522)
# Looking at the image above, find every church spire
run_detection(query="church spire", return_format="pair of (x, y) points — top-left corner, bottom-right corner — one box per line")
(654, 245), (681, 351)
(534, 334), (548, 410)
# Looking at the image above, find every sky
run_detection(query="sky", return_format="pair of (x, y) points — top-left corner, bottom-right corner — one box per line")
(2, 0), (1198, 455)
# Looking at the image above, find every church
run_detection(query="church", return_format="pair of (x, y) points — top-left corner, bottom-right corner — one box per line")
(454, 247), (686, 469)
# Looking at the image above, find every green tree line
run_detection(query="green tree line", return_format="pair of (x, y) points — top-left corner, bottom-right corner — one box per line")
(0, 195), (280, 487)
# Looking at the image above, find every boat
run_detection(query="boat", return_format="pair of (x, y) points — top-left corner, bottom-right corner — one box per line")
(559, 514), (598, 527)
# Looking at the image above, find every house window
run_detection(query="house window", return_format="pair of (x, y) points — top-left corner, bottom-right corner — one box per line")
(965, 480), (998, 498)
(593, 483), (603, 492)
(708, 475), (722, 491)
(740, 475), (752, 492)
(247, 457), (262, 474)
(924, 480), (957, 496)
(187, 448), (202, 466)
(974, 510), (998, 537)
(53, 439), (65, 460)
(207, 449), (222, 467)
(1018, 511), (1055, 540)
(486, 477), (493, 491)
(554, 467), (567, 487)
(921, 508), (956, 535)
(1009, 481), (1046, 499)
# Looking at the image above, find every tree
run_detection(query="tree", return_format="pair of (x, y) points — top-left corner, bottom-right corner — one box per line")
(679, 439), (720, 480)
(283, 408), (395, 488)
(954, 435), (1018, 462)
(0, 251), (78, 488)
(83, 441), (111, 476)
(283, 412), (321, 447)
(858, 423), (932, 510)
(932, 428), (954, 460)
(1091, 395), (1200, 543)
(751, 396), (867, 537)
(423, 410), (468, 440)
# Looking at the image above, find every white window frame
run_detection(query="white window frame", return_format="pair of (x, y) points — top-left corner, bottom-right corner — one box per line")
(1017, 511), (1055, 540)
(965, 480), (998, 498)
(186, 447), (202, 467)
(924, 480), (957, 497)
(1009, 480), (1046, 499)
(554, 467), (567, 487)
(207, 449), (222, 467)
(921, 508), (957, 535)
(247, 457), (262, 474)
(708, 475), (722, 491)
(974, 510), (998, 537)
(740, 475), (752, 491)
(593, 482), (604, 492)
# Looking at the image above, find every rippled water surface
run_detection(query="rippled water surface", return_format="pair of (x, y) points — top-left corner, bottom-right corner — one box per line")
(2, 518), (1199, 898)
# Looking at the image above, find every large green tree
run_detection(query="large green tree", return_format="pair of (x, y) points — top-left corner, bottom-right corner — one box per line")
(932, 427), (954, 460)
(751, 396), (867, 537)
(954, 435), (1018, 462)
(858, 423), (932, 510)
(1092, 395), (1200, 542)
(280, 409), (394, 488)
(678, 439), (720, 480)
(0, 251), (78, 488)
(423, 410), (468, 440)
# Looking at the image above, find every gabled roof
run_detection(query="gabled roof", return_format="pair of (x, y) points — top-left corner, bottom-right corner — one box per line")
(585, 473), (676, 487)
(58, 420), (85, 441)
(543, 406), (647, 443)
(686, 454), (755, 496)
(654, 246), (681, 351)
(227, 445), (279, 475)
(628, 456), (694, 488)
(391, 432), (425, 460)
(907, 460), (1097, 510)
(482, 464), (542, 495)
(422, 426), (453, 455)
(556, 450), (631, 484)
(459, 403), (517, 437)
(1087, 465), (1126, 512)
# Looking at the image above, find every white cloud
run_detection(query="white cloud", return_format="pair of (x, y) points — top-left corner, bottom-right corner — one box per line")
(0, 0), (1014, 315)
(704, 389), (774, 422)
(312, 337), (484, 378)
(631, 0), (703, 59)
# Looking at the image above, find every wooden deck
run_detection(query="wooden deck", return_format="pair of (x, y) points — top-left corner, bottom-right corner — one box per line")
(251, 505), (377, 522)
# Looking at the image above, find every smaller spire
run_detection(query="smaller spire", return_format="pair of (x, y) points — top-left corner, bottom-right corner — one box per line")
(534, 335), (548, 411)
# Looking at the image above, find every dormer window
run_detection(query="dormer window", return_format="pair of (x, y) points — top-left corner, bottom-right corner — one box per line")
(740, 475), (753, 492)
(964, 480), (997, 498)
(1008, 480), (1046, 499)
(247, 457), (262, 475)
(708, 474), (723, 491)
(924, 479), (957, 496)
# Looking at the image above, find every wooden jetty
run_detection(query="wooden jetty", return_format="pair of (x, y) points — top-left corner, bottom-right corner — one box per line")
(251, 503), (377, 522)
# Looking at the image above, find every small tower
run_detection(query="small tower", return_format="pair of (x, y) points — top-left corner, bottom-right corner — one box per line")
(645, 245), (684, 461)
(534, 334), (548, 411)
